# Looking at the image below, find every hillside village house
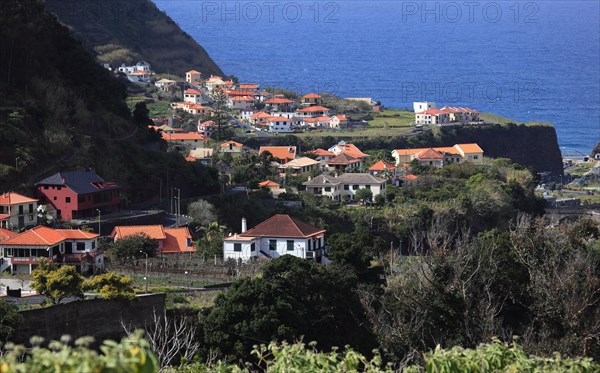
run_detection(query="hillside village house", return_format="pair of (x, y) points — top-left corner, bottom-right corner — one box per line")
(185, 70), (202, 85)
(110, 225), (196, 255)
(117, 61), (151, 75)
(326, 153), (362, 171)
(303, 116), (331, 128)
(259, 146), (297, 163)
(258, 180), (281, 189)
(0, 226), (103, 275)
(0, 192), (39, 230)
(267, 116), (294, 133)
(413, 101), (436, 113)
(161, 132), (209, 147)
(36, 171), (120, 221)
(330, 115), (348, 128)
(228, 95), (256, 110)
(368, 160), (396, 177)
(264, 97), (294, 112)
(310, 148), (336, 162)
(171, 101), (210, 115)
(223, 215), (327, 262)
(392, 143), (484, 168)
(155, 78), (177, 91)
(302, 93), (321, 106)
(303, 173), (386, 201)
(220, 140), (244, 155)
(250, 111), (272, 126)
(127, 70), (152, 83)
(189, 148), (215, 164)
(184, 88), (203, 104)
(278, 157), (320, 175)
(415, 107), (480, 125)
(328, 141), (369, 159)
(239, 83), (260, 91)
(205, 76), (231, 92)
(295, 106), (331, 118)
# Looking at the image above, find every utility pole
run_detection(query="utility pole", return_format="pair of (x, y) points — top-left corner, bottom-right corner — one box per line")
(176, 188), (181, 226)
(140, 250), (149, 293)
(96, 209), (101, 236)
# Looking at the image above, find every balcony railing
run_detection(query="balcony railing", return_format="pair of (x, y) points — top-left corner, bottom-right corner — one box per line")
(10, 256), (48, 264)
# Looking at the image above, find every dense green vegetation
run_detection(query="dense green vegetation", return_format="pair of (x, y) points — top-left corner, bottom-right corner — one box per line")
(0, 0), (220, 201)
(45, 0), (223, 76)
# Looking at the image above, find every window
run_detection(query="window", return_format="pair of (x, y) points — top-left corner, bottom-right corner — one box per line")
(352, 185), (359, 190)
(66, 197), (71, 203)
(308, 240), (311, 250)
(76, 242), (85, 251)
(474, 155), (479, 160)
(53, 196), (57, 201)
(92, 241), (96, 250)
(324, 187), (331, 192)
(287, 240), (294, 251)
(29, 215), (34, 221)
(344, 184), (349, 190)
(269, 240), (277, 251)
(251, 243), (256, 252)
(365, 185), (371, 190)
(234, 243), (242, 252)
(18, 205), (23, 214)
(29, 204), (33, 213)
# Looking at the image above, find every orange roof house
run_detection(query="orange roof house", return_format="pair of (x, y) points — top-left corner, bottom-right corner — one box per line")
(391, 143), (484, 167)
(0, 226), (103, 274)
(328, 141), (369, 159)
(258, 180), (281, 188)
(161, 132), (208, 143)
(259, 146), (297, 163)
(110, 225), (195, 254)
(0, 228), (16, 242)
(0, 191), (39, 230)
(369, 160), (396, 172)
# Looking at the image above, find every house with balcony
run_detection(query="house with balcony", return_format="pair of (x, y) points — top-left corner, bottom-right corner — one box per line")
(0, 226), (103, 275)
(0, 192), (39, 230)
(295, 105), (331, 118)
(110, 225), (195, 255)
(223, 215), (327, 262)
(184, 88), (203, 104)
(267, 116), (294, 133)
(36, 171), (120, 221)
(303, 173), (386, 201)
(264, 97), (294, 112)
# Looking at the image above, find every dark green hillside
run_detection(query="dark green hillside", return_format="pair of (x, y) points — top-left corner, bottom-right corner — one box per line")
(0, 0), (218, 200)
(45, 0), (223, 76)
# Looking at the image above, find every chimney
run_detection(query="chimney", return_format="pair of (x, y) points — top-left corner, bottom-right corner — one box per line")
(241, 217), (247, 233)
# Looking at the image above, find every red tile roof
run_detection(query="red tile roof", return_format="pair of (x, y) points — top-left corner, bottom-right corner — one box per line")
(0, 192), (38, 205)
(239, 83), (259, 89)
(369, 160), (396, 171)
(267, 116), (292, 123)
(310, 148), (335, 157)
(251, 111), (272, 119)
(258, 180), (280, 188)
(334, 115), (348, 121)
(417, 148), (445, 160)
(296, 106), (330, 113)
(265, 97), (293, 104)
(327, 153), (360, 166)
(55, 229), (99, 240)
(184, 88), (202, 95)
(0, 214), (10, 221)
(230, 96), (255, 102)
(161, 132), (207, 141)
(402, 174), (418, 180)
(220, 140), (244, 148)
(1, 226), (68, 246)
(259, 146), (296, 162)
(162, 227), (195, 254)
(185, 155), (197, 162)
(333, 143), (369, 159)
(240, 214), (325, 238)
(186, 70), (201, 74)
(303, 93), (321, 99)
(0, 228), (17, 242)
(111, 225), (167, 240)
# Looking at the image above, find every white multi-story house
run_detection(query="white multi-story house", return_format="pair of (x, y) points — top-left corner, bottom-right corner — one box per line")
(303, 173), (386, 201)
(0, 192), (39, 230)
(185, 70), (202, 85)
(391, 143), (484, 167)
(413, 101), (436, 113)
(224, 215), (327, 262)
(0, 226), (103, 275)
(267, 116), (294, 133)
(184, 88), (203, 104)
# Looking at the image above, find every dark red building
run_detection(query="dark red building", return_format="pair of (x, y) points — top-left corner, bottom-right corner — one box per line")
(36, 171), (120, 221)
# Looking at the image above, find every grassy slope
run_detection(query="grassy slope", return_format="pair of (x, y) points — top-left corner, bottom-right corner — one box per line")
(45, 0), (223, 76)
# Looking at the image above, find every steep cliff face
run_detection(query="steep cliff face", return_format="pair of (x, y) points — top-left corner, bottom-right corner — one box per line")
(431, 124), (564, 176)
(45, 0), (223, 76)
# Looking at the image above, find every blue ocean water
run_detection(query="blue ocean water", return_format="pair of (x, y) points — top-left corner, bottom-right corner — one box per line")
(155, 0), (600, 154)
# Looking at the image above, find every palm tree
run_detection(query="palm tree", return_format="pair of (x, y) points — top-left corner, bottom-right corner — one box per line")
(196, 221), (227, 242)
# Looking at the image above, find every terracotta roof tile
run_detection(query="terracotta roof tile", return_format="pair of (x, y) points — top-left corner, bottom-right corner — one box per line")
(0, 192), (38, 205)
(240, 214), (325, 238)
(369, 160), (396, 171)
(1, 226), (66, 246)
(111, 225), (167, 240)
(259, 146), (296, 162)
(259, 180), (280, 188)
(162, 227), (195, 254)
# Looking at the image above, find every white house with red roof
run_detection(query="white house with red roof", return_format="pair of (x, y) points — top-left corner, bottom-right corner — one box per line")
(302, 93), (322, 106)
(161, 132), (209, 147)
(295, 106), (331, 118)
(303, 116), (331, 128)
(223, 215), (327, 262)
(228, 95), (256, 110)
(184, 88), (203, 104)
(0, 226), (103, 274)
(391, 144), (484, 167)
(0, 192), (39, 230)
(330, 115), (348, 128)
